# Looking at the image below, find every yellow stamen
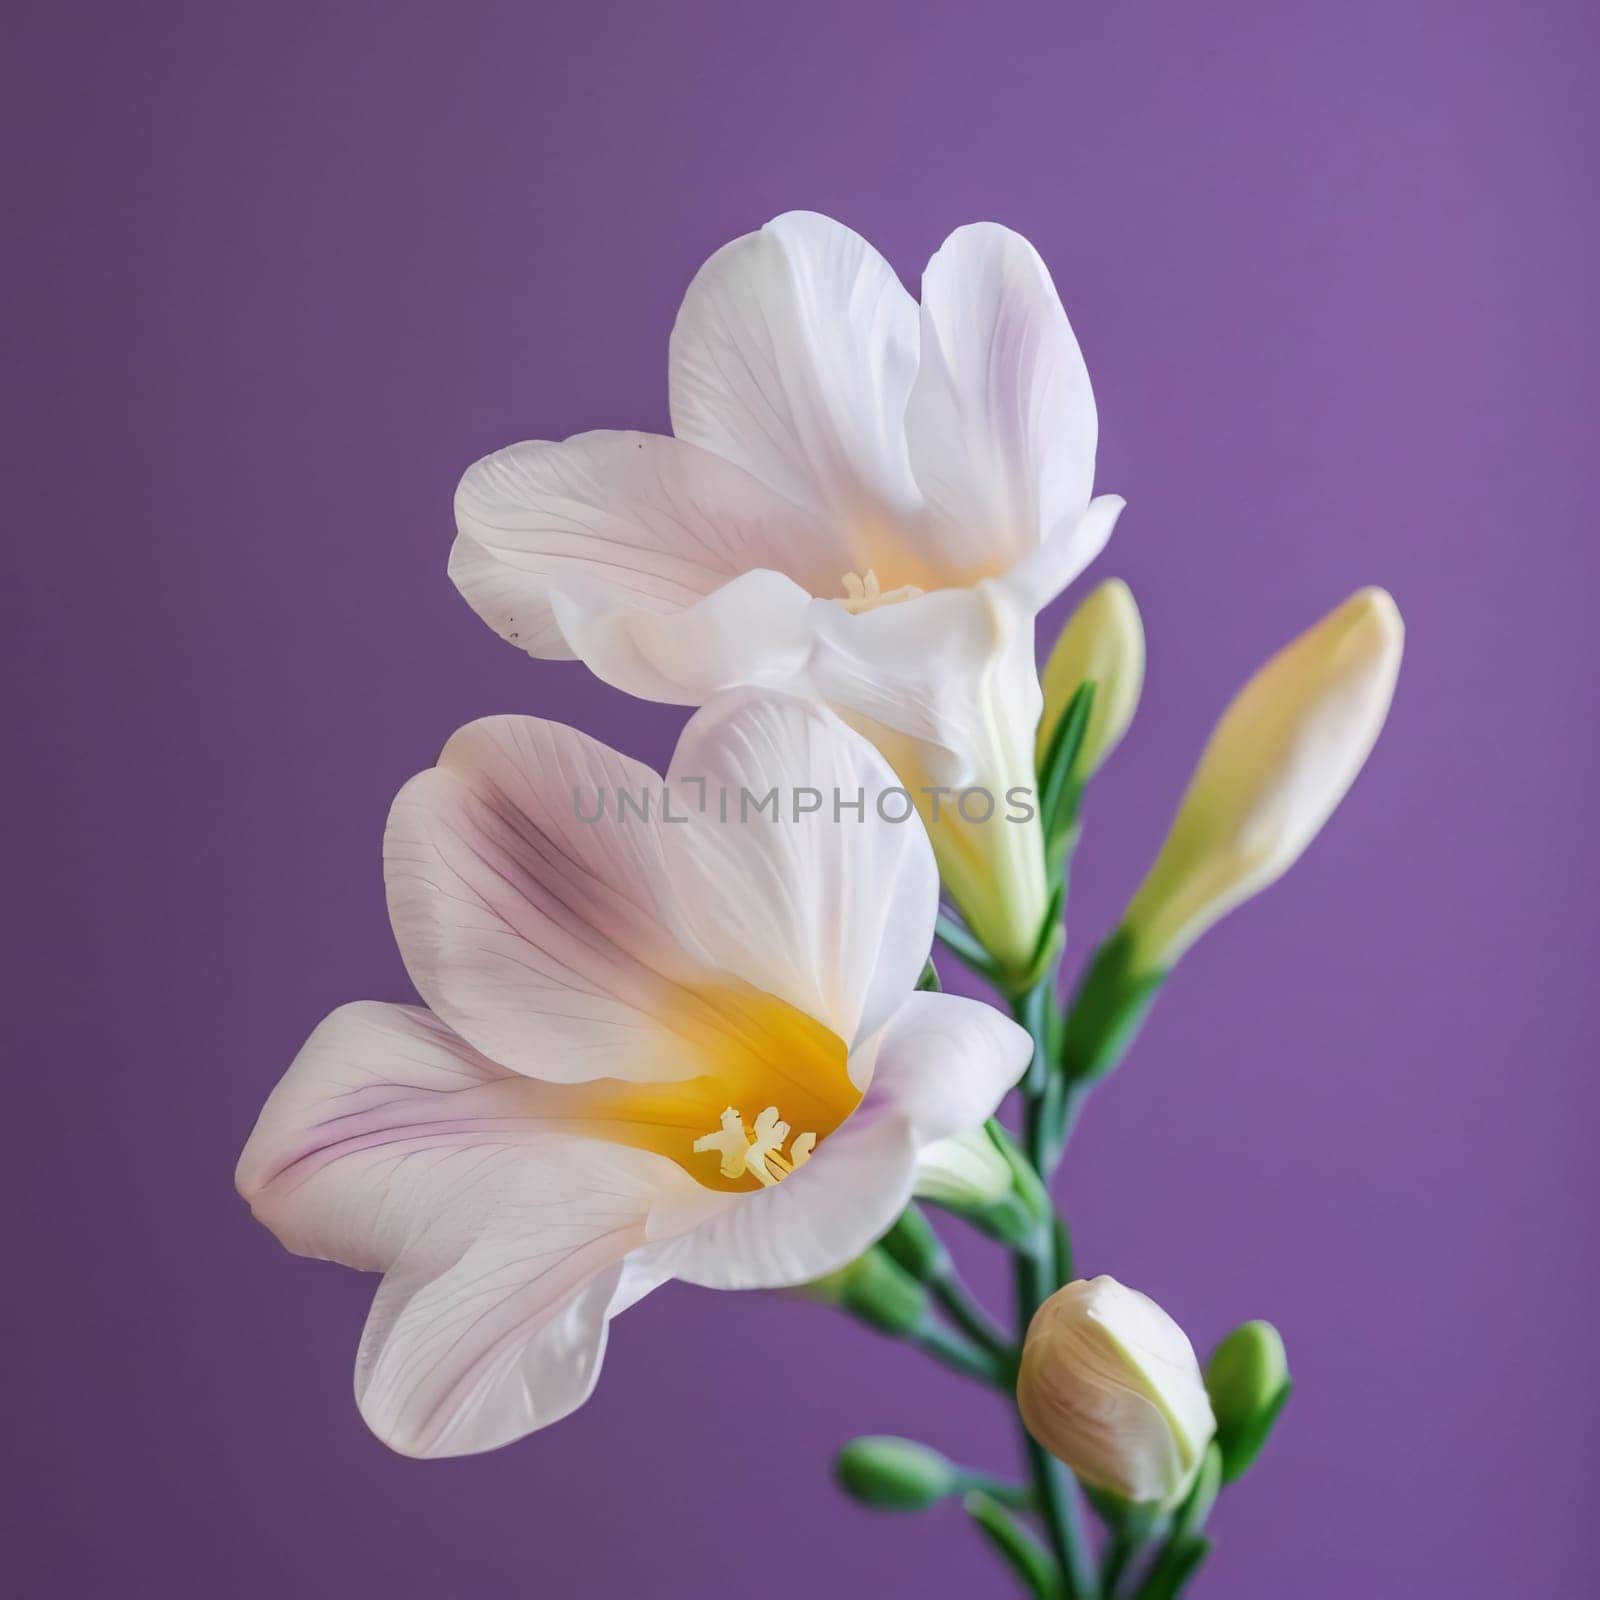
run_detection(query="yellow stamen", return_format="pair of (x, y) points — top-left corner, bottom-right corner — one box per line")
(694, 1103), (818, 1188)
(839, 568), (925, 614)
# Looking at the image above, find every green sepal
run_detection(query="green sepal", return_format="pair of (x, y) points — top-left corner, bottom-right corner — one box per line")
(800, 1247), (927, 1335)
(963, 1491), (1064, 1600)
(1137, 1536), (1213, 1600)
(1084, 1480), (1167, 1538)
(879, 1204), (951, 1283)
(1059, 928), (1166, 1084)
(1136, 1445), (1222, 1598)
(835, 1436), (958, 1511)
(916, 955), (942, 992)
(1037, 678), (1096, 852)
(1218, 1381), (1290, 1484)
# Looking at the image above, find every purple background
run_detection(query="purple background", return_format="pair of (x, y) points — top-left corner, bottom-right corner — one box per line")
(9, 2), (1595, 1594)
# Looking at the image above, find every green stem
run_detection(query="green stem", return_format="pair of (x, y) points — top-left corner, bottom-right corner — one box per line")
(959, 1473), (1039, 1511)
(906, 1315), (1013, 1389)
(1012, 985), (1100, 1600)
(929, 1272), (1019, 1377)
(1133, 1446), (1221, 1600)
(934, 912), (1001, 982)
(965, 1491), (1064, 1600)
(1100, 1524), (1146, 1597)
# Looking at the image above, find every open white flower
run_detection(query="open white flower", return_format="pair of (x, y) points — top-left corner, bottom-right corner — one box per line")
(236, 692), (1030, 1458)
(451, 211), (1123, 980)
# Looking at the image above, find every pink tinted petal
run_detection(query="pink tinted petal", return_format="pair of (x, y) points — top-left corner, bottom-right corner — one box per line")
(384, 716), (709, 1083)
(859, 991), (1033, 1143)
(236, 1001), (703, 1458)
(355, 1140), (685, 1458)
(237, 1002), (558, 1270)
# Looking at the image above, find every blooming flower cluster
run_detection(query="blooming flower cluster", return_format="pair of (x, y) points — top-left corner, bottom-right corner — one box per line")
(239, 212), (1401, 1592)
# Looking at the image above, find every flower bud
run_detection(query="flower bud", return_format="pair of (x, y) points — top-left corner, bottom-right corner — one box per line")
(1121, 587), (1403, 972)
(878, 1203), (951, 1283)
(1036, 578), (1145, 781)
(1205, 1320), (1290, 1482)
(835, 1436), (959, 1510)
(1017, 1276), (1216, 1508)
(795, 1247), (927, 1335)
(915, 1128), (1015, 1210)
(915, 1123), (1052, 1247)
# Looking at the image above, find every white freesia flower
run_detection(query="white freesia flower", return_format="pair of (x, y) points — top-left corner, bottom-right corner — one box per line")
(1017, 1276), (1216, 1507)
(237, 692), (1030, 1458)
(450, 211), (1123, 980)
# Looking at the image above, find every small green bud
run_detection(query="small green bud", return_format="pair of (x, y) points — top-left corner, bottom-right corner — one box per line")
(798, 1247), (928, 1335)
(836, 1436), (958, 1511)
(1205, 1320), (1291, 1483)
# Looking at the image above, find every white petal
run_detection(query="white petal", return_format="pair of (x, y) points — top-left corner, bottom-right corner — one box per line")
(452, 429), (851, 658)
(237, 1002), (551, 1270)
(669, 211), (922, 540)
(356, 1140), (681, 1457)
(808, 582), (1041, 784)
(1001, 494), (1125, 613)
(906, 224), (1098, 570)
(550, 566), (820, 706)
(235, 1001), (699, 1458)
(384, 716), (705, 1082)
(806, 584), (1053, 973)
(664, 692), (939, 1048)
(860, 991), (1033, 1145)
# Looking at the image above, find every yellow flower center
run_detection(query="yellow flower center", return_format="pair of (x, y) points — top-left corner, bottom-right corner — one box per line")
(839, 568), (925, 614)
(526, 983), (856, 1194)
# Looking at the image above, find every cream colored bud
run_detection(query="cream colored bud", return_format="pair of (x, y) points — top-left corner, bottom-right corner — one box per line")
(1017, 1276), (1216, 1508)
(1121, 587), (1403, 972)
(1036, 579), (1146, 780)
(914, 1129), (1015, 1210)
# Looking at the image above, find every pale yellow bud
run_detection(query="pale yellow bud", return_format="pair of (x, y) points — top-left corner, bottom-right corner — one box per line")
(1017, 1276), (1215, 1508)
(1036, 578), (1146, 780)
(1121, 587), (1403, 972)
